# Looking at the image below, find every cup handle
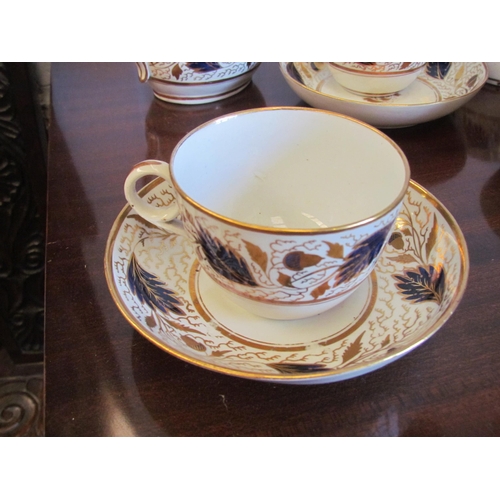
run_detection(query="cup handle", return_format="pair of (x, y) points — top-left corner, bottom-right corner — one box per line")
(135, 62), (150, 83)
(124, 160), (187, 237)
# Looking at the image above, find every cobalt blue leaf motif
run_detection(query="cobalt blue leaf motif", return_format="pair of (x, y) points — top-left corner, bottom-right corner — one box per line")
(290, 63), (305, 85)
(426, 62), (452, 79)
(196, 226), (258, 287)
(185, 62), (222, 73)
(335, 224), (392, 285)
(127, 254), (185, 315)
(393, 265), (445, 305)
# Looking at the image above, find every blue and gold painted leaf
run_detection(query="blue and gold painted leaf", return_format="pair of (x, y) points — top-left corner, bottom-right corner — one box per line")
(289, 63), (305, 84)
(196, 227), (257, 287)
(335, 225), (392, 285)
(127, 254), (185, 315)
(185, 62), (222, 73)
(426, 62), (452, 79)
(393, 265), (445, 305)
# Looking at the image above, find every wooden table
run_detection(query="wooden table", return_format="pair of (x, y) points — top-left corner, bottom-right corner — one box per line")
(45, 63), (500, 436)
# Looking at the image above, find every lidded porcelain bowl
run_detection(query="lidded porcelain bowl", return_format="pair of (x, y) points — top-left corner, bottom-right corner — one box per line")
(136, 62), (260, 105)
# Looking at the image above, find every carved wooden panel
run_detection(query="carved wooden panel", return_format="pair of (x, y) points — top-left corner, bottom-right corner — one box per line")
(0, 375), (43, 436)
(0, 63), (46, 360)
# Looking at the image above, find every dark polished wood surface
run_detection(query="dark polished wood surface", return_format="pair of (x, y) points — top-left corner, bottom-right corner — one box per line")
(45, 63), (500, 436)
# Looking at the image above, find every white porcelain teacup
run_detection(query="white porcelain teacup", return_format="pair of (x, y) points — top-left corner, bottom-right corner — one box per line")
(328, 62), (426, 97)
(124, 107), (410, 320)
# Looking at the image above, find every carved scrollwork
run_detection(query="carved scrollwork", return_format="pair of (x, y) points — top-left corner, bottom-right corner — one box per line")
(0, 376), (43, 436)
(0, 63), (45, 357)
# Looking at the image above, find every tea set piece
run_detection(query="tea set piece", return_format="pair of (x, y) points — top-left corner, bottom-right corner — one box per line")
(105, 178), (469, 384)
(486, 62), (500, 86)
(327, 62), (426, 97)
(136, 62), (260, 105)
(280, 62), (488, 128)
(110, 69), (473, 382)
(124, 108), (410, 320)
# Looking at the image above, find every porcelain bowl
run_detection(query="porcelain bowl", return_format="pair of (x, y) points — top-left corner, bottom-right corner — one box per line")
(328, 62), (426, 96)
(136, 62), (260, 105)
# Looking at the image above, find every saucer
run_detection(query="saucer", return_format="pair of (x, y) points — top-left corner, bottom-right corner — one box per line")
(280, 62), (488, 128)
(105, 180), (469, 384)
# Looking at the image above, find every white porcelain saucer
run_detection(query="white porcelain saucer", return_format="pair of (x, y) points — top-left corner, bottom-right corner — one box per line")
(280, 62), (488, 128)
(105, 179), (468, 384)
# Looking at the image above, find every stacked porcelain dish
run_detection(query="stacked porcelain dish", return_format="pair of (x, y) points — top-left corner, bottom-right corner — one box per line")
(106, 105), (470, 384)
(280, 62), (488, 128)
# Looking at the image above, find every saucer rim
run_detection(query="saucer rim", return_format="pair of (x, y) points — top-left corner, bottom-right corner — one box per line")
(104, 179), (469, 384)
(281, 62), (488, 109)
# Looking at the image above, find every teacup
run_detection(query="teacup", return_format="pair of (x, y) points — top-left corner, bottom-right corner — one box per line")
(124, 107), (410, 320)
(136, 62), (260, 105)
(328, 62), (426, 96)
